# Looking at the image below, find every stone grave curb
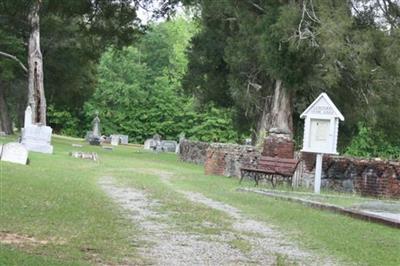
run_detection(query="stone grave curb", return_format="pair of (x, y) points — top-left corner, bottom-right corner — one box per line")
(237, 188), (400, 229)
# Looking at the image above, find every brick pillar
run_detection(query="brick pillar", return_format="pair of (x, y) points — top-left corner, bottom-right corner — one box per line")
(204, 149), (225, 176)
(262, 129), (295, 159)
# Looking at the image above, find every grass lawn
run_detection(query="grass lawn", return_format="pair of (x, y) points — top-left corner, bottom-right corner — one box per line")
(1, 135), (400, 265)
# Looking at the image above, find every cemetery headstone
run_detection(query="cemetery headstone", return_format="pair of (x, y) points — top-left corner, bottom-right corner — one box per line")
(119, 135), (129, 145)
(300, 93), (344, 193)
(144, 138), (153, 150)
(21, 106), (54, 154)
(0, 142), (28, 165)
(160, 141), (177, 153)
(111, 135), (120, 146)
(176, 132), (186, 153)
(69, 151), (98, 161)
(88, 113), (101, 145)
(22, 124), (54, 154)
(72, 144), (83, 148)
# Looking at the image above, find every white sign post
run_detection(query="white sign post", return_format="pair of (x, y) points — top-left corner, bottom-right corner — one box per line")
(300, 93), (344, 194)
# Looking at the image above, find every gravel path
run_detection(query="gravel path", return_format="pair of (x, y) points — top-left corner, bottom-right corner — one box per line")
(99, 174), (338, 265)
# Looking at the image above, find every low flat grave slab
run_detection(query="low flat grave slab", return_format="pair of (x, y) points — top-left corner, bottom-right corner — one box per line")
(72, 144), (83, 148)
(0, 142), (28, 165)
(69, 151), (98, 161)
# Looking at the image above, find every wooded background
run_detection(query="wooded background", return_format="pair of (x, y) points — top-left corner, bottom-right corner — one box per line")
(1, 0), (400, 158)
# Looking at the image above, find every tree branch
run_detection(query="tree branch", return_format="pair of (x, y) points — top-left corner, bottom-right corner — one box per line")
(0, 51), (28, 73)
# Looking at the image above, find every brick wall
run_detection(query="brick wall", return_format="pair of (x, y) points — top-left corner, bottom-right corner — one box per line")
(204, 143), (260, 177)
(179, 140), (210, 164)
(299, 153), (400, 198)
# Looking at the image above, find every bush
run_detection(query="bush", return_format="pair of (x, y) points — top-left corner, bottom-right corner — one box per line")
(47, 105), (80, 137)
(345, 123), (400, 159)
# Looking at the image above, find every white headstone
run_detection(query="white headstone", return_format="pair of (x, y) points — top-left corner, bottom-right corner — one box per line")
(110, 135), (120, 146)
(22, 125), (53, 154)
(0, 142), (28, 165)
(24, 106), (33, 128)
(160, 140), (177, 152)
(119, 135), (129, 145)
(144, 139), (153, 150)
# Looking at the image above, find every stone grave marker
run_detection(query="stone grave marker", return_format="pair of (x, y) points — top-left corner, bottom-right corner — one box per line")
(160, 141), (177, 153)
(21, 106), (54, 154)
(119, 135), (129, 145)
(0, 142), (28, 165)
(72, 144), (83, 148)
(144, 138), (153, 150)
(88, 113), (101, 145)
(111, 135), (120, 146)
(22, 125), (53, 154)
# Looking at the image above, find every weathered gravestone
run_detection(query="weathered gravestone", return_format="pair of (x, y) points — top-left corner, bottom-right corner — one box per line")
(0, 142), (28, 165)
(144, 134), (162, 151)
(144, 138), (153, 150)
(111, 135), (120, 146)
(119, 135), (129, 145)
(160, 141), (177, 153)
(88, 113), (101, 145)
(22, 125), (53, 154)
(175, 132), (186, 153)
(21, 106), (54, 154)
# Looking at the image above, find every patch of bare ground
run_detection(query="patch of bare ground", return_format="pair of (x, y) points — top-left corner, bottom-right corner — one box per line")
(100, 173), (338, 265)
(0, 231), (65, 247)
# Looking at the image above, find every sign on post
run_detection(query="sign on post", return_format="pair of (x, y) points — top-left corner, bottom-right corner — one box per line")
(300, 93), (344, 193)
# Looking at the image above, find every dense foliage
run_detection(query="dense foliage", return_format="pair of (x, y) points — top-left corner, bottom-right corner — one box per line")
(85, 19), (239, 143)
(183, 0), (400, 156)
(2, 1), (400, 157)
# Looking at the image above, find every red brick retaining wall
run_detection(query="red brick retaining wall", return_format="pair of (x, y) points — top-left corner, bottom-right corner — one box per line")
(300, 153), (400, 198)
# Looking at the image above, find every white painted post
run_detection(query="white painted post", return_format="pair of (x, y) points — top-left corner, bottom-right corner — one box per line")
(314, 153), (323, 194)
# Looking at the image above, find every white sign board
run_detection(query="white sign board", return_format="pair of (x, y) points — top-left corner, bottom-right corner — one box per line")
(300, 93), (344, 193)
(300, 93), (344, 155)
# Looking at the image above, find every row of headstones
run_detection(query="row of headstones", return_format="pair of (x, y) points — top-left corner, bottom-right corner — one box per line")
(85, 132), (129, 146)
(143, 133), (185, 153)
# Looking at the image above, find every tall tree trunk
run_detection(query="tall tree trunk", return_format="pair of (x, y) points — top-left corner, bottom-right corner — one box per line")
(270, 79), (293, 136)
(0, 82), (13, 134)
(256, 79), (293, 144)
(28, 0), (46, 125)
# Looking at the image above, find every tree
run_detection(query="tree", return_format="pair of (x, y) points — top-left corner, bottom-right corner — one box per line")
(27, 0), (46, 124)
(85, 18), (239, 143)
(184, 0), (400, 150)
(0, 0), (142, 128)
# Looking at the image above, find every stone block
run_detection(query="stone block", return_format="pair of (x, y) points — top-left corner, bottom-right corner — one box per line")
(21, 125), (53, 154)
(0, 142), (28, 165)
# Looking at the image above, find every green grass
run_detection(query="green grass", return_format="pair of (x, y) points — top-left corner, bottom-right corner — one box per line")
(1, 135), (400, 265)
